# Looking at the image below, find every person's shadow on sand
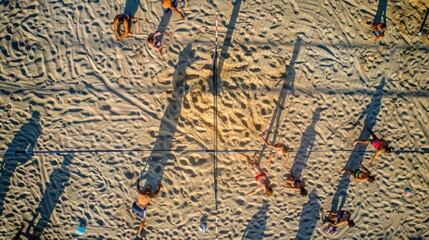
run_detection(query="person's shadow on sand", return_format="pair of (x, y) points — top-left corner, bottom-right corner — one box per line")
(373, 0), (387, 25)
(291, 107), (325, 180)
(242, 200), (270, 240)
(0, 111), (41, 217)
(124, 0), (140, 17)
(262, 38), (302, 145)
(140, 43), (196, 188)
(295, 189), (319, 240)
(330, 78), (385, 212)
(26, 155), (73, 236)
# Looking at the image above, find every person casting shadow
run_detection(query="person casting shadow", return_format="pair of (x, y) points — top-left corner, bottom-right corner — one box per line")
(0, 111), (41, 217)
(330, 78), (385, 212)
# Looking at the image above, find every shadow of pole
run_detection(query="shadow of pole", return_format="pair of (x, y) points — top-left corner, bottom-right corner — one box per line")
(26, 155), (73, 235)
(263, 38), (302, 144)
(216, 0), (243, 95)
(141, 43), (196, 187)
(295, 189), (320, 240)
(0, 111), (41, 217)
(241, 200), (270, 240)
(373, 0), (388, 24)
(291, 107), (325, 179)
(330, 78), (386, 211)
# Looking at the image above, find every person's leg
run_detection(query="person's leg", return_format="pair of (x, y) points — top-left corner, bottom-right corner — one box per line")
(353, 139), (370, 145)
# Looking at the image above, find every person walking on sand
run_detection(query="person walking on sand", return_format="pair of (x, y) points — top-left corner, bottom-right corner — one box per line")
(162, 0), (186, 19)
(283, 169), (307, 196)
(372, 23), (386, 41)
(133, 178), (163, 238)
(111, 13), (138, 41)
(323, 210), (355, 227)
(260, 135), (290, 167)
(353, 124), (391, 166)
(238, 152), (273, 197)
(341, 163), (375, 183)
(147, 32), (169, 55)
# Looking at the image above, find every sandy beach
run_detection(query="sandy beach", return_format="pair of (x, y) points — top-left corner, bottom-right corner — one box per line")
(1, 0), (428, 239)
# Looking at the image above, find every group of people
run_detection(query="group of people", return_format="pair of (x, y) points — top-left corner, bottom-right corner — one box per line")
(111, 0), (186, 55)
(238, 124), (391, 234)
(108, 2), (393, 238)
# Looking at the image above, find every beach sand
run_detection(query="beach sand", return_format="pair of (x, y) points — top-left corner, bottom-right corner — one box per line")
(1, 0), (428, 239)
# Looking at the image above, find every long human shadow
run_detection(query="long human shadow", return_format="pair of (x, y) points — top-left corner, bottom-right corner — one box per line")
(215, 0), (243, 95)
(295, 189), (319, 240)
(25, 155), (72, 236)
(330, 78), (386, 211)
(156, 10), (173, 33)
(0, 111), (41, 217)
(241, 200), (270, 240)
(263, 38), (302, 146)
(141, 43), (196, 187)
(373, 0), (388, 24)
(123, 0), (140, 17)
(291, 107), (324, 179)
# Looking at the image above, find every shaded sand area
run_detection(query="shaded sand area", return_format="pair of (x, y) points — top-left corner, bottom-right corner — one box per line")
(1, 0), (428, 239)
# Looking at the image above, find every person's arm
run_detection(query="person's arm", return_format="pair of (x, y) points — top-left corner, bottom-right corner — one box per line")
(330, 220), (347, 227)
(260, 135), (277, 149)
(246, 185), (264, 197)
(360, 163), (371, 175)
(137, 219), (145, 238)
(369, 150), (382, 165)
(118, 21), (130, 40)
(267, 153), (274, 166)
(340, 169), (353, 176)
(153, 183), (163, 197)
(112, 18), (120, 40)
(171, 7), (185, 19)
(136, 179), (142, 193)
(283, 151), (289, 167)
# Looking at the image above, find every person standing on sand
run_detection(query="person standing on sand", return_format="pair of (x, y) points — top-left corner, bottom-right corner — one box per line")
(133, 179), (163, 238)
(323, 210), (355, 227)
(372, 23), (386, 41)
(341, 163), (375, 183)
(111, 13), (138, 41)
(238, 153), (273, 197)
(260, 135), (290, 167)
(283, 169), (308, 196)
(162, 0), (186, 19)
(353, 124), (391, 166)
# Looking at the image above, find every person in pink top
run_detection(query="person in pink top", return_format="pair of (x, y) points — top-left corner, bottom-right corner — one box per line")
(238, 152), (273, 197)
(353, 124), (391, 166)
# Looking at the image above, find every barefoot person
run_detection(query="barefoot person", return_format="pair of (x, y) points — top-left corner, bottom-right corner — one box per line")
(323, 210), (355, 228)
(283, 170), (307, 196)
(147, 32), (169, 55)
(353, 124), (391, 165)
(133, 179), (163, 238)
(111, 13), (138, 41)
(238, 153), (273, 197)
(260, 135), (290, 167)
(162, 0), (185, 19)
(373, 23), (386, 41)
(341, 163), (375, 183)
